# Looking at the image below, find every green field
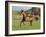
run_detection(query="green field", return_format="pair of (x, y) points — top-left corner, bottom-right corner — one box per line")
(12, 11), (40, 31)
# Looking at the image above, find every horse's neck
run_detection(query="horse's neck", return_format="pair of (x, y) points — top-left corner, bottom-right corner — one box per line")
(23, 14), (25, 17)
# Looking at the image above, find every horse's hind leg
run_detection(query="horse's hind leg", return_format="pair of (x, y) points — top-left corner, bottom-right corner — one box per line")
(30, 20), (32, 26)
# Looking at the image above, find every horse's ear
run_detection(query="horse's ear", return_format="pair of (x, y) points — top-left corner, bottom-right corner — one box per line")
(21, 10), (23, 13)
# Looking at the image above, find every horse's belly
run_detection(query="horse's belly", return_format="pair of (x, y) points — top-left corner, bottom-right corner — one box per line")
(25, 17), (33, 22)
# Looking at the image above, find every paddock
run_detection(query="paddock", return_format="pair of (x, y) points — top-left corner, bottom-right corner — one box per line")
(12, 11), (40, 30)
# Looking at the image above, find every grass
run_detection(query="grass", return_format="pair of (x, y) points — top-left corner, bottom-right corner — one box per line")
(12, 20), (40, 30)
(12, 11), (40, 31)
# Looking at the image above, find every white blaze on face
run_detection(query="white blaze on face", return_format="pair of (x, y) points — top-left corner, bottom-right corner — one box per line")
(17, 14), (19, 18)
(17, 14), (23, 20)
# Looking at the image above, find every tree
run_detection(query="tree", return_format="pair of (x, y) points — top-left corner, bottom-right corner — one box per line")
(31, 7), (40, 16)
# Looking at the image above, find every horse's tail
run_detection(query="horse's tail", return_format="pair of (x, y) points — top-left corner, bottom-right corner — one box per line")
(35, 16), (39, 21)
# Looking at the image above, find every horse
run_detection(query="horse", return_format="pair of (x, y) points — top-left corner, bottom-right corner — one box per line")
(17, 10), (38, 27)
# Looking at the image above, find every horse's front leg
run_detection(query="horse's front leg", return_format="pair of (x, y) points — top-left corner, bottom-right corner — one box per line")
(20, 20), (23, 27)
(23, 21), (25, 25)
(20, 20), (25, 27)
(30, 20), (33, 26)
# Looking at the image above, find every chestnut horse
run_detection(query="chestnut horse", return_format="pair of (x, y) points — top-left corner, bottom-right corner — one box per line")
(18, 10), (38, 27)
